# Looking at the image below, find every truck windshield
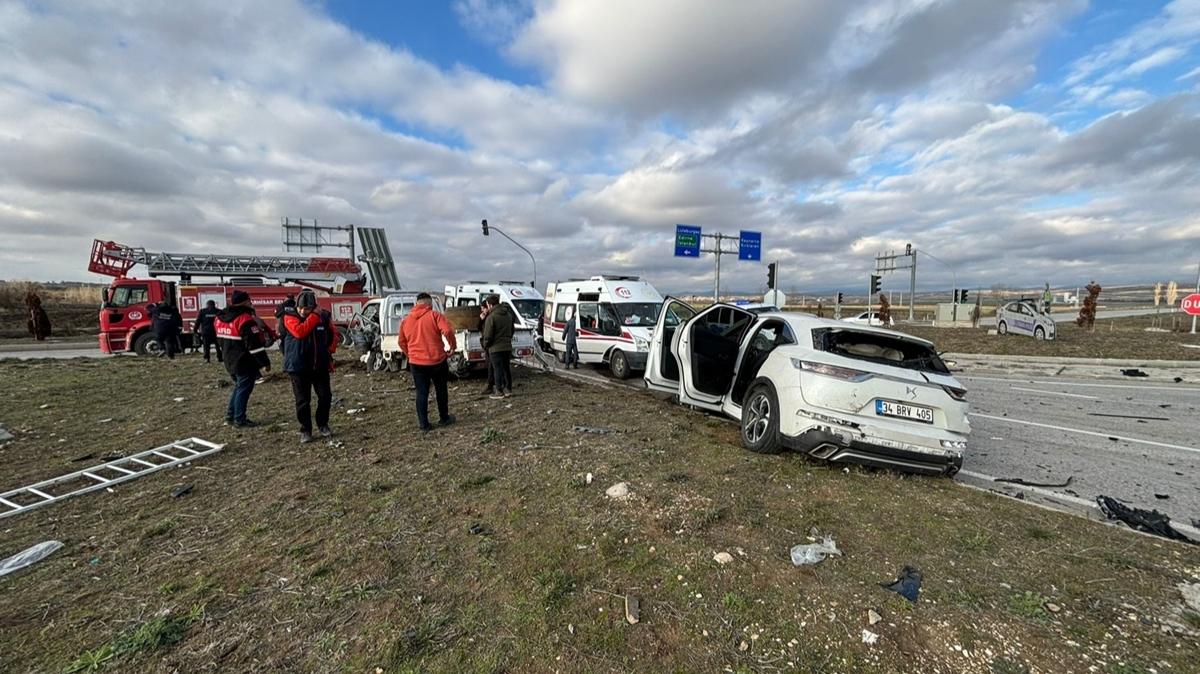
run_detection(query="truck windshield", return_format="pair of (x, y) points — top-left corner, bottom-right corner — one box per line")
(511, 299), (544, 322)
(612, 302), (661, 326)
(811, 328), (950, 375)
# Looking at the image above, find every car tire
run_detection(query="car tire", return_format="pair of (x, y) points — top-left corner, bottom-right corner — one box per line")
(1034, 326), (1045, 341)
(336, 327), (351, 349)
(997, 320), (1008, 336)
(741, 382), (783, 455)
(133, 332), (160, 357)
(609, 349), (630, 379)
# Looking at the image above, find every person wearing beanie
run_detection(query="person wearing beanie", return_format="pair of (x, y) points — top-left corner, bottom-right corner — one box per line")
(398, 292), (457, 432)
(214, 290), (271, 427)
(281, 291), (337, 443)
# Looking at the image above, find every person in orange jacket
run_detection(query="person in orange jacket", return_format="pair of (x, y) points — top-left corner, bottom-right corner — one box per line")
(282, 291), (336, 443)
(399, 292), (457, 433)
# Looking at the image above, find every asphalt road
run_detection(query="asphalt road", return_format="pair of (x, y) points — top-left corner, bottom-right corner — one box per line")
(959, 372), (1200, 526)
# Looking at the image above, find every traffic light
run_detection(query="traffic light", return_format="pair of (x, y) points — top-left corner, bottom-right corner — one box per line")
(870, 274), (881, 295)
(767, 262), (777, 289)
(836, 292), (844, 305)
(961, 289), (970, 304)
(952, 289), (959, 303)
(481, 219), (490, 236)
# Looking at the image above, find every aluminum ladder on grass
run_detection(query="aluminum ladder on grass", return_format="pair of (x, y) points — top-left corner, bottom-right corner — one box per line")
(0, 437), (225, 519)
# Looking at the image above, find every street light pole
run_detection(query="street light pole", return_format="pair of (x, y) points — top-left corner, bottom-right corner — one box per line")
(481, 219), (537, 288)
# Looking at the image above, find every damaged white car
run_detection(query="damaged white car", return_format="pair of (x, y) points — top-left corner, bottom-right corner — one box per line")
(645, 300), (970, 475)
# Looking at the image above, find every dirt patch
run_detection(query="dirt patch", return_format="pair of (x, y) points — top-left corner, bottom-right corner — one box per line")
(1, 355), (1198, 673)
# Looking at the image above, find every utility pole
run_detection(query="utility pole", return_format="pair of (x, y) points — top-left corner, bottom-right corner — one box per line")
(701, 232), (740, 303)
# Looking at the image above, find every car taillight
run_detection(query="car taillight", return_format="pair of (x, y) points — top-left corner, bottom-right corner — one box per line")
(942, 385), (967, 401)
(516, 348), (532, 357)
(468, 350), (484, 360)
(793, 359), (873, 382)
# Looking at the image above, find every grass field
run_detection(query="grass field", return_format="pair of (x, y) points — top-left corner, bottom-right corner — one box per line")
(1, 356), (1198, 673)
(899, 313), (1200, 361)
(0, 282), (103, 340)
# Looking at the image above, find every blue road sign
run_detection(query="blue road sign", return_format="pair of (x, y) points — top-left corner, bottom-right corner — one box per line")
(674, 224), (702, 257)
(738, 230), (762, 261)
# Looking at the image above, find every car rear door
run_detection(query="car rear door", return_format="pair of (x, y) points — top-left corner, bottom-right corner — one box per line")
(645, 297), (698, 393)
(678, 304), (755, 410)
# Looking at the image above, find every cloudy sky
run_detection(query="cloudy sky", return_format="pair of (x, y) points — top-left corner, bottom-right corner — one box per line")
(2, 0), (1199, 295)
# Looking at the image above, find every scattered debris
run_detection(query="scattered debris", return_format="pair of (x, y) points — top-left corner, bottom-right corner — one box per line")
(585, 472), (594, 485)
(574, 426), (619, 435)
(624, 595), (640, 625)
(713, 552), (734, 565)
(605, 482), (630, 500)
(996, 475), (1073, 488)
(789, 536), (842, 566)
(170, 484), (194, 498)
(1174, 377), (1185, 383)
(861, 629), (879, 645)
(468, 522), (493, 536)
(0, 424), (12, 442)
(1088, 413), (1169, 421)
(1096, 496), (1196, 545)
(0, 540), (64, 578)
(868, 609), (882, 625)
(881, 566), (922, 603)
(346, 407), (367, 415)
(1154, 493), (1170, 500)
(1045, 602), (1062, 614)
(1120, 369), (1148, 377)
(172, 397), (186, 403)
(39, 403), (51, 409)
(97, 418), (113, 424)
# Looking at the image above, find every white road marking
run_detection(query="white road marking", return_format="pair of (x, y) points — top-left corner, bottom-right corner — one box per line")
(962, 375), (1200, 393)
(1010, 386), (1098, 400)
(969, 413), (1200, 455)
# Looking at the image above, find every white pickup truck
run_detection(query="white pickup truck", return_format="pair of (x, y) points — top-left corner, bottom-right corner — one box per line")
(349, 293), (538, 376)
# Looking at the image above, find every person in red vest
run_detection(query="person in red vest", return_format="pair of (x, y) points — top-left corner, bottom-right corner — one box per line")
(281, 291), (336, 443)
(214, 291), (271, 427)
(399, 292), (457, 433)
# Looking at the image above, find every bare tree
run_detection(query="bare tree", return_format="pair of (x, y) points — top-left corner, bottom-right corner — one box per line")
(878, 293), (891, 325)
(1076, 281), (1101, 330)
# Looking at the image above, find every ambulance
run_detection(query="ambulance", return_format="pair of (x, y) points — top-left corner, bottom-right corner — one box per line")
(542, 276), (664, 379)
(443, 281), (545, 330)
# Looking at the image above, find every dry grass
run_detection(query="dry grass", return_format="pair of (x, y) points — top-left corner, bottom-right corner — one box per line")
(0, 356), (1198, 673)
(0, 281), (104, 340)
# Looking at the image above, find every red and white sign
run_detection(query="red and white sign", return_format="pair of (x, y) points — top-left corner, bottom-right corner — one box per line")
(615, 286), (632, 299)
(1182, 293), (1200, 316)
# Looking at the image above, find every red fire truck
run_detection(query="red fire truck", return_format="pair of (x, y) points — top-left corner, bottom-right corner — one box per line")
(89, 239), (374, 355)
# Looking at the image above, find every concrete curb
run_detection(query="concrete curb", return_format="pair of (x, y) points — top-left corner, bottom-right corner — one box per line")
(944, 352), (1200, 368)
(0, 340), (97, 353)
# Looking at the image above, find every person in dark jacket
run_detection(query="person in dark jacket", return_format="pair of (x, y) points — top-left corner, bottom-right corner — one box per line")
(562, 307), (580, 369)
(481, 295), (516, 399)
(479, 300), (496, 395)
(194, 300), (221, 363)
(215, 291), (271, 427)
(25, 291), (52, 341)
(281, 291), (337, 443)
(152, 301), (183, 359)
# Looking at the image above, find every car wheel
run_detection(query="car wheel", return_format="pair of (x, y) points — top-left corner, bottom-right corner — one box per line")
(336, 327), (351, 349)
(997, 320), (1008, 336)
(1034, 326), (1045, 341)
(741, 383), (783, 454)
(609, 349), (630, 379)
(133, 332), (160, 357)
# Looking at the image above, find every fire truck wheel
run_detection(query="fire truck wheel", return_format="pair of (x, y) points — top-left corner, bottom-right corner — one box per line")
(133, 332), (161, 357)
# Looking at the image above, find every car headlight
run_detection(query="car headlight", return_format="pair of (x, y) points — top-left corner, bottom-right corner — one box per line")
(634, 337), (649, 351)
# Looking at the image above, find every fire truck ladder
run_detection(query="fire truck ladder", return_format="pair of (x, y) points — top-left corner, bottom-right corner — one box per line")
(0, 438), (225, 519)
(89, 239), (364, 282)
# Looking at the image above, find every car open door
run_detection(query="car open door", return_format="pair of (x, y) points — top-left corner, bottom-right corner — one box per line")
(677, 303), (756, 410)
(645, 297), (698, 393)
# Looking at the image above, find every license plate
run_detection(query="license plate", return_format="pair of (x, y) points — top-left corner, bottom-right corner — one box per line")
(875, 399), (934, 424)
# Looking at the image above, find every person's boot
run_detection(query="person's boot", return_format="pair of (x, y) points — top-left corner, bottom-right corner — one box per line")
(299, 431), (313, 444)
(480, 384), (494, 395)
(318, 426), (333, 438)
(438, 415), (456, 427)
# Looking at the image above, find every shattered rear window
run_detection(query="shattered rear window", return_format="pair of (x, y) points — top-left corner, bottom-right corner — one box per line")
(811, 328), (949, 375)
